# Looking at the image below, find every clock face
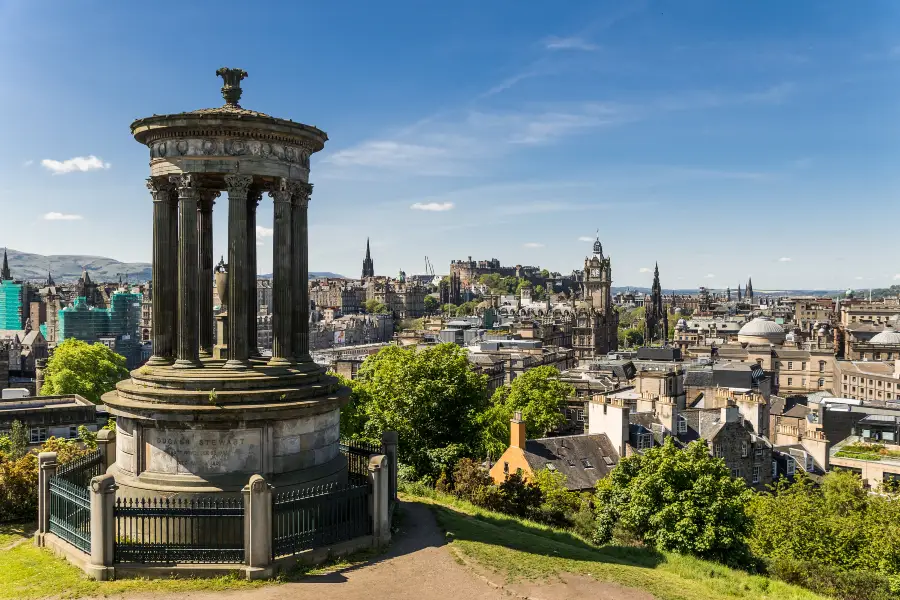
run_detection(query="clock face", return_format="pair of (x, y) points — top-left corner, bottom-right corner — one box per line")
(591, 268), (600, 277)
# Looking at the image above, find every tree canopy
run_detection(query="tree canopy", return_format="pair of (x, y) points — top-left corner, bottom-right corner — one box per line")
(40, 338), (129, 403)
(363, 299), (390, 314)
(423, 295), (439, 313)
(593, 438), (752, 566)
(346, 343), (488, 478)
(479, 366), (573, 459)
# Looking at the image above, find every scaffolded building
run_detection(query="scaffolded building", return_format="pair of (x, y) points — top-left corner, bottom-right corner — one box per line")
(58, 291), (143, 367)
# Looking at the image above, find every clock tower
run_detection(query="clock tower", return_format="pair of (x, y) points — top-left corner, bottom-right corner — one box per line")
(573, 232), (618, 362)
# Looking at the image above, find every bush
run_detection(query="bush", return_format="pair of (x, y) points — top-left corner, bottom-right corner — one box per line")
(498, 472), (542, 518)
(530, 468), (579, 527)
(765, 557), (896, 600)
(451, 458), (493, 502)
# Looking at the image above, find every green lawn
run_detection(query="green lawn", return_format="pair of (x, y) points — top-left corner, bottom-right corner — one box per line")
(0, 524), (376, 600)
(408, 490), (826, 600)
(834, 442), (900, 462)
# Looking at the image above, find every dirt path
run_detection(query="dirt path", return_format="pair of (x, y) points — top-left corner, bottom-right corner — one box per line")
(112, 500), (653, 600)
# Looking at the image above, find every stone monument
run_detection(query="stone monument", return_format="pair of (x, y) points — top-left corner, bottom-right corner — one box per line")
(102, 68), (349, 498)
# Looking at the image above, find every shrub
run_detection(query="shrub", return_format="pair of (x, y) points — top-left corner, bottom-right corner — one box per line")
(451, 458), (493, 502)
(764, 557), (895, 600)
(530, 468), (579, 527)
(498, 472), (542, 518)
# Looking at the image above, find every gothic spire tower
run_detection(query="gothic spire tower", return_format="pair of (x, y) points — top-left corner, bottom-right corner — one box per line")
(361, 238), (375, 278)
(645, 262), (667, 344)
(1, 248), (9, 281)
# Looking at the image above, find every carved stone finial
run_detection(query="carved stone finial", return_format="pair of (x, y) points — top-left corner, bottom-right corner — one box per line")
(216, 67), (248, 106)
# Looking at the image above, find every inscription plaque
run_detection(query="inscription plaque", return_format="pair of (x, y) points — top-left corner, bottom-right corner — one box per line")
(146, 429), (262, 475)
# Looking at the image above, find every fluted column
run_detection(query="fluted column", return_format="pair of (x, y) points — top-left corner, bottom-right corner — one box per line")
(197, 189), (219, 358)
(224, 175), (254, 369)
(147, 179), (177, 365)
(292, 182), (312, 361)
(268, 179), (293, 365)
(247, 190), (261, 357)
(172, 174), (201, 369)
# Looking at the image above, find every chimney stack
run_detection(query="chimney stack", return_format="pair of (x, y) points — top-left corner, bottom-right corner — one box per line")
(510, 410), (526, 449)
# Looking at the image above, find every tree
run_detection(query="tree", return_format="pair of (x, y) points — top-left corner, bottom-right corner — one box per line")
(594, 438), (753, 567)
(8, 420), (27, 460)
(424, 295), (439, 313)
(363, 299), (390, 314)
(540, 269), (550, 279)
(40, 339), (129, 404)
(352, 343), (488, 479)
(480, 366), (573, 459)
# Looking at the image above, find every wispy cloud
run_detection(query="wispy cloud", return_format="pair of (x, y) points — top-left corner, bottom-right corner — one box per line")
(639, 267), (652, 273)
(778, 257), (792, 262)
(543, 36), (598, 51)
(411, 202), (454, 212)
(41, 155), (110, 175)
(704, 273), (715, 279)
(22, 160), (33, 168)
(855, 276), (864, 281)
(578, 236), (594, 242)
(256, 225), (273, 237)
(43, 212), (83, 221)
(523, 242), (545, 249)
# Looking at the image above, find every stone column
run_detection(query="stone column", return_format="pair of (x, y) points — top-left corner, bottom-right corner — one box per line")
(87, 474), (116, 580)
(147, 179), (177, 365)
(37, 452), (57, 536)
(369, 454), (391, 546)
(198, 189), (219, 358)
(96, 429), (116, 471)
(242, 474), (273, 573)
(292, 183), (313, 361)
(247, 190), (262, 357)
(171, 174), (201, 369)
(268, 179), (293, 365)
(224, 175), (254, 369)
(381, 430), (398, 504)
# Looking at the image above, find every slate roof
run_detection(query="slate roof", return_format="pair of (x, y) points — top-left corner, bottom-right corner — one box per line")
(523, 434), (619, 491)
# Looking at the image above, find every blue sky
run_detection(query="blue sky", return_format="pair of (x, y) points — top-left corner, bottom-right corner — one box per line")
(0, 1), (898, 290)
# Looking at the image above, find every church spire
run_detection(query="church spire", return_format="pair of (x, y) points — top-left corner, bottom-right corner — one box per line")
(47, 271), (55, 286)
(1, 248), (9, 280)
(366, 238), (371, 260)
(361, 237), (375, 278)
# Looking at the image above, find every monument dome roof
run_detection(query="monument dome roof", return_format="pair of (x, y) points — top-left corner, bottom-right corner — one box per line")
(870, 325), (900, 345)
(738, 317), (785, 343)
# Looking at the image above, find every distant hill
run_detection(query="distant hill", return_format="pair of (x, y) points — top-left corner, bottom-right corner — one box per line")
(2, 249), (345, 283)
(3, 249), (152, 283)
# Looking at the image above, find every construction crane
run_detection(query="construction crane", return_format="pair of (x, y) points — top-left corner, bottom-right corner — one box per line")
(424, 256), (435, 278)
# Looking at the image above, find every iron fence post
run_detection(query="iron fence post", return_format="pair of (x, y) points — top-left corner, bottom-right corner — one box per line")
(36, 452), (57, 538)
(88, 474), (117, 580)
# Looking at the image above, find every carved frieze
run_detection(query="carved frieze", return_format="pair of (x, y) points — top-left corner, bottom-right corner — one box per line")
(149, 137), (311, 168)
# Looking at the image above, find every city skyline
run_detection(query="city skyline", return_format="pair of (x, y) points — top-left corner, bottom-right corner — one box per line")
(0, 1), (898, 288)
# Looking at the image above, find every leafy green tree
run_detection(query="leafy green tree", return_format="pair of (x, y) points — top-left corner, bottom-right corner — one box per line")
(363, 299), (390, 314)
(40, 339), (129, 404)
(533, 284), (545, 300)
(480, 366), (573, 459)
(531, 467), (580, 526)
(352, 343), (487, 478)
(8, 420), (27, 459)
(540, 269), (550, 279)
(594, 438), (753, 566)
(334, 374), (368, 441)
(424, 295), (439, 313)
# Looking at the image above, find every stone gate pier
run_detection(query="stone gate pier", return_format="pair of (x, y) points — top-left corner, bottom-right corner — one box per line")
(102, 68), (350, 498)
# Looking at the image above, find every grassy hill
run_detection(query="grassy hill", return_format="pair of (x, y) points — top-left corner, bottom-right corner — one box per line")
(406, 486), (824, 600)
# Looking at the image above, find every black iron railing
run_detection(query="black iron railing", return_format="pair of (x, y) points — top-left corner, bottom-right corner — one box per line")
(58, 449), (103, 487)
(272, 481), (372, 559)
(113, 497), (244, 564)
(48, 475), (91, 553)
(341, 439), (383, 485)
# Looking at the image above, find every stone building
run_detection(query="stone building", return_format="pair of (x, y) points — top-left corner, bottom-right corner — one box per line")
(449, 257), (543, 286)
(366, 276), (426, 318)
(573, 235), (618, 362)
(0, 394), (104, 449)
(834, 359), (900, 402)
(309, 278), (366, 315)
(644, 264), (667, 344)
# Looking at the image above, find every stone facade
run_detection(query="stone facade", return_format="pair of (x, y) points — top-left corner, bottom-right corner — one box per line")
(573, 235), (618, 362)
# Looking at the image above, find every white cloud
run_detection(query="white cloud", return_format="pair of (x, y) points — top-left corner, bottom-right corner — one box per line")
(43, 212), (83, 221)
(256, 225), (274, 237)
(639, 267), (652, 273)
(523, 242), (545, 249)
(41, 155), (110, 175)
(778, 257), (792, 262)
(893, 274), (900, 281)
(704, 273), (715, 278)
(578, 236), (594, 242)
(410, 202), (454, 212)
(543, 36), (598, 51)
(855, 276), (864, 280)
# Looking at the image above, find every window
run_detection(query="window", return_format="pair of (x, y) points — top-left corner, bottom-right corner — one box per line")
(577, 409), (585, 423)
(731, 468), (742, 479)
(581, 458), (594, 469)
(787, 458), (795, 476)
(755, 446), (763, 459)
(637, 433), (653, 450)
(741, 441), (749, 458)
(503, 462), (509, 474)
(68, 426), (78, 439)
(801, 362), (806, 371)
(677, 415), (688, 434)
(843, 374), (848, 381)
(714, 444), (723, 458)
(805, 455), (814, 472)
(787, 361), (793, 370)
(818, 378), (825, 388)
(772, 460), (778, 478)
(787, 377), (793, 386)
(30, 428), (47, 443)
(752, 466), (760, 484)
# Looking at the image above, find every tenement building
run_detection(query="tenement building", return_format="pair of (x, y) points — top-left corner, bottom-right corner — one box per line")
(366, 274), (426, 318)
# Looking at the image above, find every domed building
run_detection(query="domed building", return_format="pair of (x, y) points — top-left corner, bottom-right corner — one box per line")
(869, 324), (900, 346)
(737, 317), (786, 346)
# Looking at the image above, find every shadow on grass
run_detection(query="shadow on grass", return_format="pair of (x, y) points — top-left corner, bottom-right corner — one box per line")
(428, 501), (665, 570)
